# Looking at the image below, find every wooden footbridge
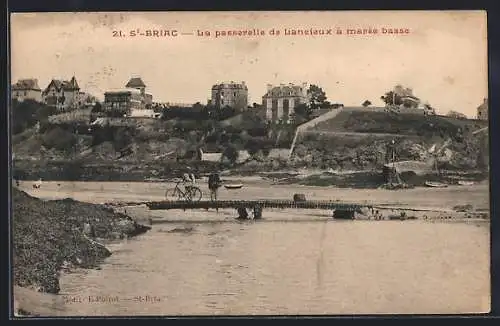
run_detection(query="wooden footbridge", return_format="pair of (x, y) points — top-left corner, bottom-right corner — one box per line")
(146, 199), (370, 219)
(106, 197), (456, 220)
(146, 200), (368, 210)
(109, 199), (380, 219)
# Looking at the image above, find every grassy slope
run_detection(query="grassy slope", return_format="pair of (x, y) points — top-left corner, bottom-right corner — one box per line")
(290, 108), (488, 171)
(312, 108), (487, 135)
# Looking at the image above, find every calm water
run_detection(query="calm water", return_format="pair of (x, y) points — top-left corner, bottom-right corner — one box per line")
(57, 211), (490, 316)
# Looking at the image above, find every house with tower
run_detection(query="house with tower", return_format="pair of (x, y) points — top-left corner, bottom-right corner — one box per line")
(103, 76), (156, 117)
(125, 77), (153, 109)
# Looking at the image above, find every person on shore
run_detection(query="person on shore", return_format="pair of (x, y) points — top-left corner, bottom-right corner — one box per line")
(208, 171), (221, 201)
(32, 178), (42, 189)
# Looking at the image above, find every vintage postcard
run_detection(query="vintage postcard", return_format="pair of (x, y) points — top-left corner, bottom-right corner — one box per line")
(10, 11), (490, 317)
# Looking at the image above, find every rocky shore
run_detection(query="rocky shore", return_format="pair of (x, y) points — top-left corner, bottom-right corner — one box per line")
(12, 188), (151, 316)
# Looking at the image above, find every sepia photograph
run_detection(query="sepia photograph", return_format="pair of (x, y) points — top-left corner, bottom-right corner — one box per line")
(10, 11), (490, 317)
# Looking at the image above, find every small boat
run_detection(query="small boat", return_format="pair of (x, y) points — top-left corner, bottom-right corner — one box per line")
(458, 180), (475, 186)
(224, 184), (243, 190)
(424, 181), (448, 188)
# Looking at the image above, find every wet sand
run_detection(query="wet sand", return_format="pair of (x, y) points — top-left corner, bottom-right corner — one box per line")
(17, 178), (489, 212)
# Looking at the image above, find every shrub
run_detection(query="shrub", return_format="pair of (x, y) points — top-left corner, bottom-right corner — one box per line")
(12, 99), (57, 134)
(113, 128), (133, 152)
(222, 145), (239, 165)
(42, 127), (77, 151)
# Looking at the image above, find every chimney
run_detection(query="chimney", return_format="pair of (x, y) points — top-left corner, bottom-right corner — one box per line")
(267, 84), (273, 92)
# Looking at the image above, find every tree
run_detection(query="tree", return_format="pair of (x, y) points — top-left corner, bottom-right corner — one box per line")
(362, 100), (372, 107)
(244, 139), (261, 156)
(380, 91), (403, 106)
(12, 99), (57, 134)
(113, 127), (133, 152)
(308, 84), (328, 110)
(222, 145), (239, 165)
(41, 127), (77, 152)
(192, 102), (204, 112)
(91, 102), (102, 113)
(294, 103), (313, 120)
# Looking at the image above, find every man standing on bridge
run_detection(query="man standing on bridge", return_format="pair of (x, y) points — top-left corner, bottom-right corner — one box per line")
(208, 171), (221, 202)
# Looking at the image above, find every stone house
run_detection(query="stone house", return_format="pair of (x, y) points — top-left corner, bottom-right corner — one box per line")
(210, 81), (248, 110)
(11, 78), (42, 102)
(262, 83), (309, 123)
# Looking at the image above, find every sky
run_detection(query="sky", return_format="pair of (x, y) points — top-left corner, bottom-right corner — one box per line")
(11, 11), (487, 117)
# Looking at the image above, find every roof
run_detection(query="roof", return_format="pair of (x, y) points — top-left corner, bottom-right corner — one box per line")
(263, 84), (306, 98)
(201, 152), (223, 162)
(126, 77), (146, 88)
(212, 82), (247, 90)
(12, 79), (41, 91)
(401, 95), (420, 101)
(43, 77), (80, 93)
(104, 88), (142, 95)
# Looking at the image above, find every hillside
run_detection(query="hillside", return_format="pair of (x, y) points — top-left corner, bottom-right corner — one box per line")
(291, 107), (489, 171)
(312, 107), (487, 135)
(12, 107), (282, 163)
(12, 104), (489, 180)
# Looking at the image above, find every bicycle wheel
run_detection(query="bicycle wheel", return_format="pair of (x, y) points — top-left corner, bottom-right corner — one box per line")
(188, 187), (202, 202)
(165, 188), (179, 200)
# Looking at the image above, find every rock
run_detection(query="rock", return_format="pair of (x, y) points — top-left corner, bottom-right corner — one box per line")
(333, 209), (355, 219)
(168, 226), (194, 233)
(237, 207), (249, 219)
(12, 188), (148, 295)
(293, 193), (306, 202)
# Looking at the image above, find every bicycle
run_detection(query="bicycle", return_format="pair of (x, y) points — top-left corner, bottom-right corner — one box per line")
(165, 180), (202, 202)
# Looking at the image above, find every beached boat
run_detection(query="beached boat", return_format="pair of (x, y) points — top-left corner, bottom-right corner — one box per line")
(424, 181), (448, 188)
(224, 184), (243, 190)
(457, 180), (475, 186)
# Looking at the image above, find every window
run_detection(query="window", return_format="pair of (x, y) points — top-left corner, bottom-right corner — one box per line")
(221, 100), (224, 105)
(221, 91), (224, 96)
(233, 92), (236, 97)
(24, 91), (27, 96)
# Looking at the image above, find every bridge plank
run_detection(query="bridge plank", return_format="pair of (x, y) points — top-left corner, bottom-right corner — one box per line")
(146, 200), (369, 210)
